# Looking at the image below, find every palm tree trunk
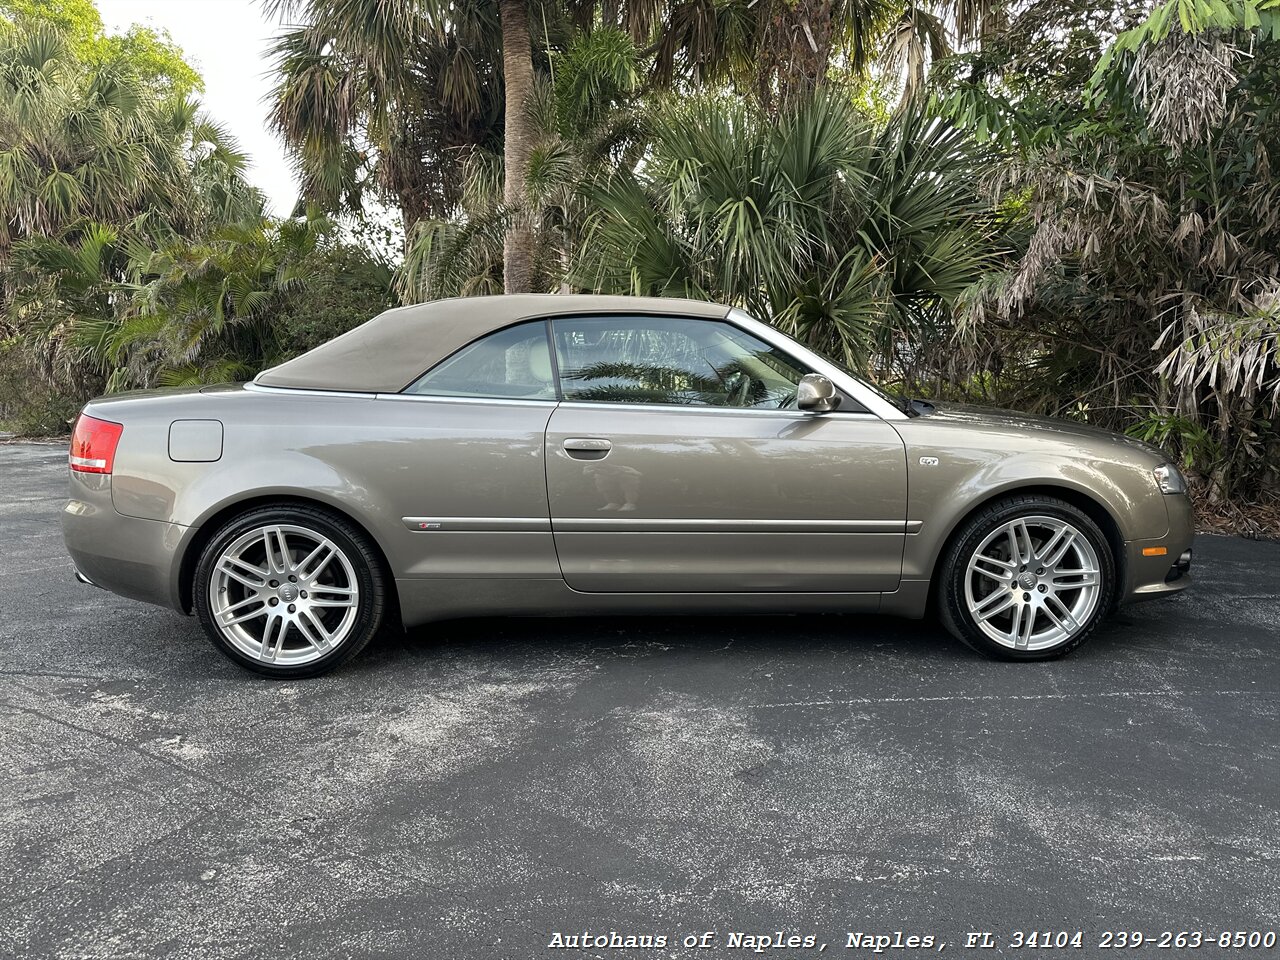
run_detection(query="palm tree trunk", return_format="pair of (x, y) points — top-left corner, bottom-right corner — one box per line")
(759, 0), (836, 111)
(500, 0), (535, 294)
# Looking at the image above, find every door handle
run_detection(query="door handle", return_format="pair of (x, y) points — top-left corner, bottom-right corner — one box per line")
(563, 437), (612, 460)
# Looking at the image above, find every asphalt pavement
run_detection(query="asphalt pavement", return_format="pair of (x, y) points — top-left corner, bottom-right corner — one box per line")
(1, 442), (1278, 959)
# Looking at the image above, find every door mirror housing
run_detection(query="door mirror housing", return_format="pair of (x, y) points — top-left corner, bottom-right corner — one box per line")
(797, 373), (841, 414)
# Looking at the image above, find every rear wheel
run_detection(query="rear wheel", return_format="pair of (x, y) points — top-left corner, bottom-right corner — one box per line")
(939, 495), (1116, 660)
(193, 505), (387, 677)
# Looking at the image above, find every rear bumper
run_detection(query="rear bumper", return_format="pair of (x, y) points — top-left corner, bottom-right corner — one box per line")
(62, 473), (187, 611)
(1120, 493), (1194, 604)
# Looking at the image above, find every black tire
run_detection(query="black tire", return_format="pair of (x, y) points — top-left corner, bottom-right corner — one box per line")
(938, 494), (1117, 660)
(193, 503), (388, 678)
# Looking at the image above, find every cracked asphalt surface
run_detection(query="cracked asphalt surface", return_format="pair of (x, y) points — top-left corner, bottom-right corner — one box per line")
(1, 441), (1278, 959)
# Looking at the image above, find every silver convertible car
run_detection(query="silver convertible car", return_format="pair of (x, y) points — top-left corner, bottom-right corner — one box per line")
(63, 295), (1194, 677)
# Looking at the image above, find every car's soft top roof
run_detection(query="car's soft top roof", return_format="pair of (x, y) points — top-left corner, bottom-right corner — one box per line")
(254, 294), (733, 393)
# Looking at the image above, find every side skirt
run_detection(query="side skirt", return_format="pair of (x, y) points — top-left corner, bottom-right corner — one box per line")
(395, 578), (934, 627)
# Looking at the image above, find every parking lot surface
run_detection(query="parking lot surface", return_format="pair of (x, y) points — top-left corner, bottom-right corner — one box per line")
(1, 442), (1278, 959)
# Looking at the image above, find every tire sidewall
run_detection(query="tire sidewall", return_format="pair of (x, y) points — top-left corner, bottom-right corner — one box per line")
(193, 506), (384, 678)
(942, 497), (1116, 661)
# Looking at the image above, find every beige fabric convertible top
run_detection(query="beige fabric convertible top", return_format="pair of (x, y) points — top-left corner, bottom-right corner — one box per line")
(255, 294), (732, 393)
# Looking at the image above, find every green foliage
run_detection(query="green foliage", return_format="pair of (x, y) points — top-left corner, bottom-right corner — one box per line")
(571, 91), (996, 375)
(265, 0), (507, 229)
(0, 10), (262, 422)
(275, 242), (396, 356)
(1099, 0), (1280, 65)
(0, 0), (202, 96)
(13, 210), (392, 394)
(116, 217), (328, 388)
(931, 0), (1280, 504)
(1126, 412), (1223, 472)
(551, 28), (640, 140)
(0, 23), (255, 258)
(99, 25), (203, 98)
(0, 336), (78, 434)
(0, 0), (102, 47)
(398, 27), (649, 301)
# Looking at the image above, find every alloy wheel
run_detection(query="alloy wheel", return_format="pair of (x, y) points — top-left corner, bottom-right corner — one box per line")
(208, 523), (360, 666)
(963, 514), (1102, 651)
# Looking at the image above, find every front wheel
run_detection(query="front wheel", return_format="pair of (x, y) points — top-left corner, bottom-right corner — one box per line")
(939, 495), (1116, 660)
(193, 504), (387, 678)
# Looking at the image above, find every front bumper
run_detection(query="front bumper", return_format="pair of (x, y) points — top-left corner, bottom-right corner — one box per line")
(62, 473), (188, 611)
(1120, 493), (1194, 604)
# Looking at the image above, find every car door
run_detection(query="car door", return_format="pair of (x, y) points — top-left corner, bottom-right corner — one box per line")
(543, 313), (908, 593)
(370, 319), (561, 579)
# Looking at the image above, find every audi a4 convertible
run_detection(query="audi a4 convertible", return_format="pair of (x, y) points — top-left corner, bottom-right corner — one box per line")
(62, 295), (1194, 676)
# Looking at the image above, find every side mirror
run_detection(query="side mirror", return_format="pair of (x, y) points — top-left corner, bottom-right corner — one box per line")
(797, 373), (841, 414)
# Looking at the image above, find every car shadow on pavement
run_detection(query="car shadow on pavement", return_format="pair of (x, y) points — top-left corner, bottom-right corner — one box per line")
(140, 590), (1192, 678)
(385, 611), (972, 665)
(356, 599), (1191, 678)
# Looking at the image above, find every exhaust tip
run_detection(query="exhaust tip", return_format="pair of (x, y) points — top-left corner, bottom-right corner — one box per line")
(73, 567), (96, 587)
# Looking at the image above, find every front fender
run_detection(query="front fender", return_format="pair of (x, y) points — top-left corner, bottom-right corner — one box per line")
(895, 426), (1169, 583)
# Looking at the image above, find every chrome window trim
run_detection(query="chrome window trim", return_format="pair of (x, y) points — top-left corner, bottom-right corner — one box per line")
(373, 393), (559, 408)
(551, 399), (880, 420)
(379, 391), (881, 418)
(726, 308), (907, 421)
(244, 383), (375, 400)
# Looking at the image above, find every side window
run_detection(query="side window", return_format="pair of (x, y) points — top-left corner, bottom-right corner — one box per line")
(404, 321), (556, 400)
(552, 315), (814, 409)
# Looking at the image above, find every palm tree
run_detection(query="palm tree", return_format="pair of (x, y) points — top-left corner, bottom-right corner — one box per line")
(0, 25), (259, 270)
(265, 0), (505, 238)
(0, 23), (262, 400)
(15, 215), (331, 391)
(266, 0), (570, 291)
(267, 0), (904, 291)
(499, 0), (537, 290)
(398, 28), (645, 300)
(571, 91), (996, 379)
(119, 217), (329, 388)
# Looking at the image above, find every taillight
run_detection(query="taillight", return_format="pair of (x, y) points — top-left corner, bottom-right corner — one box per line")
(69, 414), (124, 474)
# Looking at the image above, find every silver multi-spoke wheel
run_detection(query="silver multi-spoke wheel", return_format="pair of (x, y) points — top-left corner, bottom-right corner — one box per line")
(209, 524), (360, 667)
(963, 514), (1102, 651)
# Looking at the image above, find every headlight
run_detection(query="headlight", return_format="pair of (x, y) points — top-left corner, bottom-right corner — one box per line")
(1153, 463), (1187, 495)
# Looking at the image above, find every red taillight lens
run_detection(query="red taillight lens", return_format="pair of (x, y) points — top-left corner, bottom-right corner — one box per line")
(69, 414), (124, 474)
